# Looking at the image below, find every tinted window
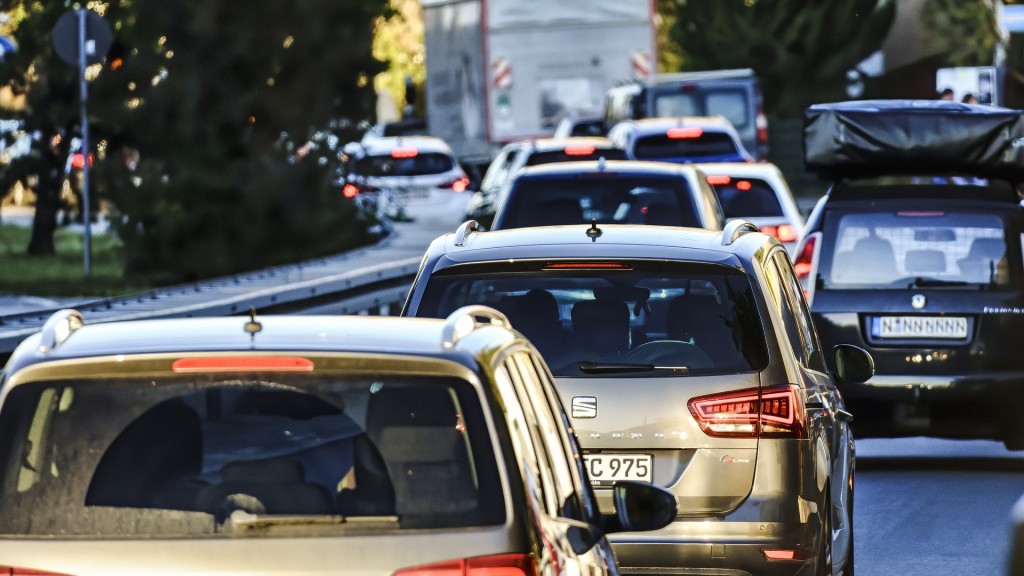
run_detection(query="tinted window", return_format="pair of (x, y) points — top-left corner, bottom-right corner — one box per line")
(524, 148), (627, 166)
(713, 177), (784, 218)
(353, 152), (454, 177)
(416, 262), (769, 376)
(706, 90), (750, 129)
(0, 374), (502, 536)
(651, 89), (750, 129)
(823, 210), (1011, 289)
(632, 133), (741, 162)
(497, 174), (701, 230)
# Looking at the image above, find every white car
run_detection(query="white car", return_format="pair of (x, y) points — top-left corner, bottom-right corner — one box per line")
(339, 136), (468, 219)
(695, 161), (805, 255)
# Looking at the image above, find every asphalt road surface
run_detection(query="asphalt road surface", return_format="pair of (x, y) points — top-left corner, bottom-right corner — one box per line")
(855, 437), (1024, 576)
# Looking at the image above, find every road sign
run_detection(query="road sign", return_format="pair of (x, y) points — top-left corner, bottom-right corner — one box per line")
(52, 10), (112, 66)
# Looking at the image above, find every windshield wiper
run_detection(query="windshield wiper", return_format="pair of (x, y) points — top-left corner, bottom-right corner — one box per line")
(579, 360), (689, 374)
(224, 510), (399, 531)
(907, 277), (980, 289)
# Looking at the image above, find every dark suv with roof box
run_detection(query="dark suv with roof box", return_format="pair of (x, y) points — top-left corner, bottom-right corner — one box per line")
(794, 99), (1024, 448)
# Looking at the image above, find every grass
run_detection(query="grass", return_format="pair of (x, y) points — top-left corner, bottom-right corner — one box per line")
(0, 224), (151, 298)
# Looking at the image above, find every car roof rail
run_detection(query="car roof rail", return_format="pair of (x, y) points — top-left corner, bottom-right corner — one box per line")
(453, 219), (480, 247)
(722, 219), (758, 246)
(441, 305), (511, 349)
(37, 309), (84, 353)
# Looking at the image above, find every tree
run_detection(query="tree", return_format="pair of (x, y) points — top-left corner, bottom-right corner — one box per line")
(920, 0), (1001, 67)
(1, 1), (389, 281)
(373, 0), (425, 119)
(659, 0), (896, 117)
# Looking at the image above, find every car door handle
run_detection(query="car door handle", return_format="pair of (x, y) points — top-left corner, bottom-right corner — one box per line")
(835, 408), (854, 422)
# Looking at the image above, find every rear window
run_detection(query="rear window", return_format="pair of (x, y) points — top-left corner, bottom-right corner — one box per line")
(632, 132), (741, 162)
(352, 152), (455, 177)
(822, 210), (1012, 289)
(0, 373), (503, 537)
(712, 177), (784, 218)
(524, 148), (627, 166)
(651, 88), (750, 129)
(496, 174), (702, 229)
(416, 262), (769, 376)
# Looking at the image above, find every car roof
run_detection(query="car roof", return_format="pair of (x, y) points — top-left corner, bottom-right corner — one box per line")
(351, 135), (456, 156)
(442, 222), (769, 265)
(3, 313), (513, 378)
(507, 136), (618, 152)
(692, 162), (786, 179)
(621, 116), (739, 133)
(512, 159), (704, 178)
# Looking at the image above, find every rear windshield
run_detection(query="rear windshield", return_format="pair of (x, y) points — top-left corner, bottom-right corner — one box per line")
(822, 210), (1013, 289)
(632, 133), (741, 162)
(0, 374), (503, 537)
(524, 148), (627, 166)
(651, 88), (750, 129)
(352, 152), (455, 177)
(416, 262), (769, 376)
(713, 177), (784, 218)
(496, 174), (701, 229)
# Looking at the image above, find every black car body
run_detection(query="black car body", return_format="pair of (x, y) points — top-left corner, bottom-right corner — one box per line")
(794, 99), (1024, 448)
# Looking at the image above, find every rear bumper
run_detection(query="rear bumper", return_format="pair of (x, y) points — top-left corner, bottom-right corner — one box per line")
(608, 517), (820, 576)
(839, 372), (1024, 440)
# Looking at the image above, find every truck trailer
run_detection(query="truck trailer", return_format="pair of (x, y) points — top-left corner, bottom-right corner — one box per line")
(421, 0), (656, 170)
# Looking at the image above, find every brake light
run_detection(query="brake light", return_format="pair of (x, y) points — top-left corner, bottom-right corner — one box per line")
(735, 180), (752, 191)
(391, 147), (419, 158)
(760, 224), (797, 243)
(543, 262), (632, 270)
(756, 109), (768, 144)
(688, 384), (806, 438)
(393, 554), (539, 576)
(762, 549), (805, 561)
(172, 357), (315, 373)
(342, 183), (360, 198)
(564, 144), (596, 156)
(437, 177), (470, 192)
(706, 174), (731, 185)
(667, 127), (703, 139)
(0, 568), (74, 576)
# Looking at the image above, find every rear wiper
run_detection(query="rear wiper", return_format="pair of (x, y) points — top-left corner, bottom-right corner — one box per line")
(907, 277), (979, 289)
(579, 360), (689, 374)
(224, 510), (399, 531)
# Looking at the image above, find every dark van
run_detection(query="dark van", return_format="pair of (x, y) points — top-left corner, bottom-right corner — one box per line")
(602, 69), (767, 160)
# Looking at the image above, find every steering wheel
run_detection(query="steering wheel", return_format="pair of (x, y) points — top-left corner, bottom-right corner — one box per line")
(624, 340), (713, 369)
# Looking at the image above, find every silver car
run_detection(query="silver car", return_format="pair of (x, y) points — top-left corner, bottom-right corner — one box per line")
(0, 308), (675, 574)
(404, 221), (874, 576)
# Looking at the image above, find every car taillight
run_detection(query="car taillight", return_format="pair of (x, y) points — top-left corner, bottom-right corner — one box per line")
(760, 224), (797, 243)
(706, 174), (730, 185)
(793, 232), (818, 300)
(564, 144), (596, 156)
(0, 568), (74, 576)
(667, 127), (703, 139)
(688, 384), (806, 438)
(342, 182), (378, 198)
(393, 554), (539, 576)
(391, 147), (419, 158)
(439, 177), (471, 192)
(756, 109), (768, 144)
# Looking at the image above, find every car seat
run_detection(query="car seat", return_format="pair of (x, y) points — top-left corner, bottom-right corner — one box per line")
(497, 289), (571, 365)
(958, 237), (1006, 283)
(571, 299), (631, 361)
(194, 458), (335, 520)
(667, 294), (739, 368)
(904, 249), (947, 275)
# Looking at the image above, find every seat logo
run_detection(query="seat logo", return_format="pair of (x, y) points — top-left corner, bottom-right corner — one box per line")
(911, 294), (927, 310)
(572, 396), (597, 418)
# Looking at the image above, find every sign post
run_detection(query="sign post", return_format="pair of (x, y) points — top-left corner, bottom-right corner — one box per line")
(52, 9), (111, 277)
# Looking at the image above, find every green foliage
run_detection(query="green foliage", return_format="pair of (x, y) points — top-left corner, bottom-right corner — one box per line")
(660, 0), (895, 117)
(1, 1), (388, 283)
(373, 0), (425, 118)
(920, 0), (1000, 67)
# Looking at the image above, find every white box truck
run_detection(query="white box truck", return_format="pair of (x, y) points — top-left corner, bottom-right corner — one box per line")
(420, 0), (656, 169)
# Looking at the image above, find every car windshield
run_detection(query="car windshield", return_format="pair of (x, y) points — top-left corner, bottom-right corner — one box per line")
(417, 261), (769, 376)
(712, 177), (784, 218)
(496, 174), (702, 229)
(0, 374), (503, 537)
(632, 132), (742, 162)
(524, 148), (627, 166)
(823, 210), (1011, 289)
(352, 152), (455, 177)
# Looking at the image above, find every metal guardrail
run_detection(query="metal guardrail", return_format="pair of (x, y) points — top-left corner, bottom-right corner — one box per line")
(0, 255), (421, 355)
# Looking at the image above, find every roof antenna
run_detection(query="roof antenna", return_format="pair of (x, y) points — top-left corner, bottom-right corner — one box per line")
(244, 306), (263, 337)
(586, 218), (602, 242)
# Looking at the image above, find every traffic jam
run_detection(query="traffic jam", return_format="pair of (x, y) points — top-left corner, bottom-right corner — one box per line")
(2, 2), (1024, 576)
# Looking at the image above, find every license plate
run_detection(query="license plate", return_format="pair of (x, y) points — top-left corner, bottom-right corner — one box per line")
(583, 453), (652, 485)
(397, 186), (429, 198)
(871, 316), (968, 339)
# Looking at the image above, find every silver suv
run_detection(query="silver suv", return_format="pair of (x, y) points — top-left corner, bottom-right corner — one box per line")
(0, 308), (675, 574)
(404, 221), (873, 576)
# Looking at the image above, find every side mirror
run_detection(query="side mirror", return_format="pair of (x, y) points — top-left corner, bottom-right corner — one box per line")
(601, 480), (677, 534)
(833, 344), (874, 385)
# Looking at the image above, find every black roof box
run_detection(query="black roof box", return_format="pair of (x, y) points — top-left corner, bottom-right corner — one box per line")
(804, 99), (1024, 180)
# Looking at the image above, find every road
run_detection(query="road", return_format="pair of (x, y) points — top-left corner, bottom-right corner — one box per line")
(855, 437), (1023, 576)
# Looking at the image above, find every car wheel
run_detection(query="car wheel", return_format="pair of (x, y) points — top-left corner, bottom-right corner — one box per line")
(816, 490), (834, 576)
